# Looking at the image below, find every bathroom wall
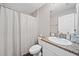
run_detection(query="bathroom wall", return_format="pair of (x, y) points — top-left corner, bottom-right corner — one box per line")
(37, 4), (50, 36)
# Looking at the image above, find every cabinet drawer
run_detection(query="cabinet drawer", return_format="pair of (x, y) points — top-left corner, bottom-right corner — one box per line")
(43, 41), (76, 56)
(43, 43), (57, 56)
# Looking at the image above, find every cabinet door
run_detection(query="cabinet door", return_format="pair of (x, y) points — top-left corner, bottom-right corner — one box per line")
(38, 39), (76, 56)
(38, 39), (57, 56)
(44, 42), (76, 56)
(43, 45), (57, 56)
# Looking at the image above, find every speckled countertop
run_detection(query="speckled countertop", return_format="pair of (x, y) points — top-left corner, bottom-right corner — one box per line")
(40, 36), (79, 56)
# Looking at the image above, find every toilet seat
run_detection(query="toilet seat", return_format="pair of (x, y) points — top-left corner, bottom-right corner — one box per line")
(29, 44), (41, 54)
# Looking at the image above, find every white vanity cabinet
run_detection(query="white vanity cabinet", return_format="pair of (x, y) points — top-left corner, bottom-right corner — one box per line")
(38, 39), (76, 56)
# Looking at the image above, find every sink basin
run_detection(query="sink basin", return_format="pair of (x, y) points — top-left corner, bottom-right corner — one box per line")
(48, 37), (72, 45)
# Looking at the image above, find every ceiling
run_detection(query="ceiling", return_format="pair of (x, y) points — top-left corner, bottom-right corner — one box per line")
(0, 3), (76, 16)
(50, 3), (76, 16)
(0, 3), (45, 14)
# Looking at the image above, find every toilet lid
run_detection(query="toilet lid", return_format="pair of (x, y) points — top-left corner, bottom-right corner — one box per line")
(29, 44), (41, 54)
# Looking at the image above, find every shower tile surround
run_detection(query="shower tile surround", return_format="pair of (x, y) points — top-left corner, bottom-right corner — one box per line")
(50, 32), (67, 40)
(39, 36), (79, 56)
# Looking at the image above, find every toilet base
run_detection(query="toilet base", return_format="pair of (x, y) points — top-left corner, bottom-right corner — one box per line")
(33, 52), (41, 56)
(23, 53), (33, 56)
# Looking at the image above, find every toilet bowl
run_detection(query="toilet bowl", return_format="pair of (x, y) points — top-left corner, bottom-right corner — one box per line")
(29, 44), (41, 56)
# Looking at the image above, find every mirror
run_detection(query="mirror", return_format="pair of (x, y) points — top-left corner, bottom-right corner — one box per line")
(58, 11), (77, 34)
(50, 3), (77, 37)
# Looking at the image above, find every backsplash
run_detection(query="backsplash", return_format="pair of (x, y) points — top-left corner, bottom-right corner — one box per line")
(50, 32), (67, 39)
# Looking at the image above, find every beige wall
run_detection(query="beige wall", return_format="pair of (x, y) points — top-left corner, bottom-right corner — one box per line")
(37, 4), (50, 36)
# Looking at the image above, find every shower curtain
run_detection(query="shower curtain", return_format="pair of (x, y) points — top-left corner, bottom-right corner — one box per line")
(0, 5), (37, 56)
(0, 6), (20, 56)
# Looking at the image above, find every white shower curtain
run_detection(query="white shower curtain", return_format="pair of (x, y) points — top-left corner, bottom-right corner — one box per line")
(0, 6), (20, 56)
(0, 5), (6, 56)
(0, 5), (37, 56)
(13, 11), (20, 56)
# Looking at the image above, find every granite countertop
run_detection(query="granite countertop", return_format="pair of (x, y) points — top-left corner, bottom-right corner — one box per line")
(40, 36), (79, 56)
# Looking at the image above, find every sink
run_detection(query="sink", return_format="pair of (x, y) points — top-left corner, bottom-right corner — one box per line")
(48, 37), (72, 45)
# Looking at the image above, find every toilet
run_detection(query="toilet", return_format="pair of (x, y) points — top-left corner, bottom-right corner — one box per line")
(29, 44), (42, 56)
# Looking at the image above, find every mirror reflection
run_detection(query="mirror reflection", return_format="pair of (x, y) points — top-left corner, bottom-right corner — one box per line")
(50, 3), (79, 43)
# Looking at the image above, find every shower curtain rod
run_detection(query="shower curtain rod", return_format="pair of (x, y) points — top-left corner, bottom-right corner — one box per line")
(0, 4), (20, 12)
(0, 4), (29, 15)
